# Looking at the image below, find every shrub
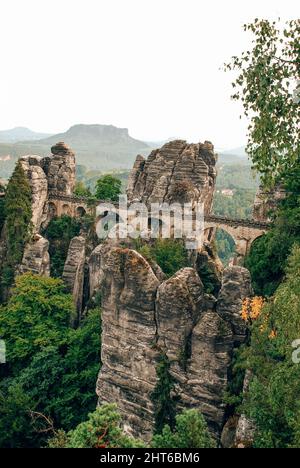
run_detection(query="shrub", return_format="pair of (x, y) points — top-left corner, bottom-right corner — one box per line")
(151, 354), (177, 434)
(95, 175), (122, 202)
(138, 239), (189, 278)
(74, 181), (92, 198)
(49, 404), (144, 448)
(151, 409), (216, 448)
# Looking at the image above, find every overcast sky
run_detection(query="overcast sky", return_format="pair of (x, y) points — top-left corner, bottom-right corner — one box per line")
(0, 0), (298, 149)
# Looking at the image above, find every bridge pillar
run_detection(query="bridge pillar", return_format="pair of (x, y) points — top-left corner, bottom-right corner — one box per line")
(235, 238), (250, 265)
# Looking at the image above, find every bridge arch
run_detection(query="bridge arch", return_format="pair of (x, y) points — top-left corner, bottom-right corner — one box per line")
(62, 204), (71, 216)
(48, 202), (57, 218)
(76, 206), (87, 217)
(206, 226), (237, 266)
(204, 217), (268, 264)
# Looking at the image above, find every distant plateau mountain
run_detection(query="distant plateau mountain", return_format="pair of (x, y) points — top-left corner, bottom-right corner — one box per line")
(0, 124), (249, 179)
(0, 124), (151, 178)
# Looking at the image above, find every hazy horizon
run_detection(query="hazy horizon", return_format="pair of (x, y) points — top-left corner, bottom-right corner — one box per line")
(0, 0), (298, 149)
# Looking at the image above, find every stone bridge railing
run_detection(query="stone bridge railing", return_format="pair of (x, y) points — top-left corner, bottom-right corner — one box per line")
(47, 193), (271, 227)
(47, 192), (270, 259)
(205, 214), (270, 230)
(48, 192), (94, 217)
(48, 191), (118, 207)
(205, 214), (270, 261)
(48, 192), (94, 204)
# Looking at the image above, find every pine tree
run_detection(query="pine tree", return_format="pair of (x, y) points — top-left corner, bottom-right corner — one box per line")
(151, 353), (177, 434)
(1, 161), (32, 287)
(0, 183), (5, 234)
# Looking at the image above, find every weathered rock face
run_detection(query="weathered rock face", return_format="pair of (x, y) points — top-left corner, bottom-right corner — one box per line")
(15, 143), (77, 278)
(217, 266), (253, 345)
(253, 184), (286, 222)
(19, 142), (76, 233)
(195, 242), (223, 296)
(20, 235), (50, 276)
(155, 267), (233, 436)
(234, 371), (256, 448)
(127, 140), (217, 214)
(181, 310), (233, 435)
(220, 416), (239, 448)
(156, 268), (204, 363)
(46, 142), (76, 195)
(20, 156), (49, 232)
(94, 245), (253, 441)
(62, 236), (86, 322)
(95, 247), (160, 440)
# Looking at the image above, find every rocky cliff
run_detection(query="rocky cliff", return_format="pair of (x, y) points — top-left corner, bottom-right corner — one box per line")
(127, 140), (217, 214)
(17, 142), (76, 277)
(92, 243), (252, 441)
(6, 139), (256, 445)
(62, 235), (87, 324)
(20, 234), (50, 277)
(253, 184), (286, 222)
(19, 142), (76, 233)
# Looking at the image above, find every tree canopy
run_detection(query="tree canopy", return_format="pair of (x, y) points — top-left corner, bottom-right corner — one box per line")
(0, 162), (32, 289)
(151, 409), (216, 449)
(246, 160), (300, 296)
(48, 404), (144, 448)
(225, 19), (300, 186)
(95, 175), (122, 202)
(0, 273), (74, 373)
(73, 181), (92, 198)
(238, 246), (300, 448)
(0, 273), (102, 448)
(0, 183), (5, 234)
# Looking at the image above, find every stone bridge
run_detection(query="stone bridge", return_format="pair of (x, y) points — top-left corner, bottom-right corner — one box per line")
(204, 215), (269, 261)
(48, 192), (92, 218)
(47, 193), (270, 261)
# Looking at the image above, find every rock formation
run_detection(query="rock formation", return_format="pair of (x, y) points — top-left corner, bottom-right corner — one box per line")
(47, 142), (76, 195)
(20, 142), (76, 232)
(217, 266), (252, 344)
(95, 246), (160, 440)
(62, 235), (86, 322)
(94, 244), (253, 441)
(8, 139), (257, 445)
(234, 371), (256, 448)
(195, 242), (223, 296)
(20, 234), (50, 276)
(19, 155), (49, 232)
(127, 140), (217, 214)
(11, 142), (77, 284)
(253, 184), (286, 222)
